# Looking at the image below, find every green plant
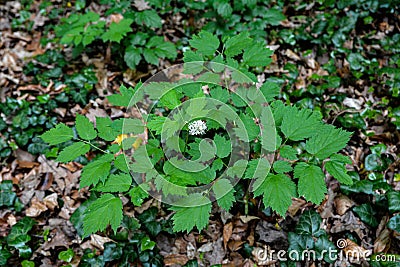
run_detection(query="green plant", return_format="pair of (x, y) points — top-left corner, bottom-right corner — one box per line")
(54, 4), (177, 70)
(0, 217), (36, 265)
(41, 30), (353, 236)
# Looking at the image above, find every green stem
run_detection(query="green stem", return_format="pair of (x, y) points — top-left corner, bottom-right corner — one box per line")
(80, 139), (109, 154)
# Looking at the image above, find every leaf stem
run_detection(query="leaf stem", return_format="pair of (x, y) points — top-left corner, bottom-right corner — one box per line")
(80, 139), (110, 154)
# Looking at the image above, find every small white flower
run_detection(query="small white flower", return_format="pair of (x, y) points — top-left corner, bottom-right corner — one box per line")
(188, 120), (207, 135)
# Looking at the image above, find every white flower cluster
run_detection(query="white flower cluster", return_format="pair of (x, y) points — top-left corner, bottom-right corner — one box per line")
(188, 120), (207, 135)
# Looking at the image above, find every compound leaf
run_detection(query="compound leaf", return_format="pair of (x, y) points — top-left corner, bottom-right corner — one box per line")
(80, 154), (114, 187)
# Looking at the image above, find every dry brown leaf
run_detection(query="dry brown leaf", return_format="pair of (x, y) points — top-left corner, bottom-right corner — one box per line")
(374, 228), (391, 253)
(43, 193), (58, 210)
(288, 197), (307, 217)
(239, 215), (259, 223)
(342, 239), (371, 264)
(90, 234), (114, 250)
(223, 222), (233, 250)
(26, 197), (48, 217)
(227, 240), (245, 252)
(334, 195), (355, 215)
(164, 254), (189, 266)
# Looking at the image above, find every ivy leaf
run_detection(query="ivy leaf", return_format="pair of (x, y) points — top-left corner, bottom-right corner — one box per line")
(253, 174), (296, 216)
(95, 173), (132, 193)
(189, 30), (220, 56)
(243, 42), (273, 67)
(80, 154), (114, 187)
(40, 123), (73, 145)
(213, 179), (235, 211)
(325, 154), (353, 185)
(294, 163), (327, 204)
(281, 106), (321, 141)
(353, 203), (378, 227)
(388, 191), (400, 213)
(387, 214), (400, 232)
(306, 125), (352, 159)
(170, 193), (212, 232)
(83, 194), (123, 236)
(214, 134), (231, 158)
(295, 210), (325, 237)
(56, 142), (90, 163)
(224, 32), (252, 57)
(76, 114), (97, 140)
(101, 18), (133, 43)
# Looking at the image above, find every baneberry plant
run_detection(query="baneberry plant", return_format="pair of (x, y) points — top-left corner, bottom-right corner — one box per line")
(41, 31), (353, 235)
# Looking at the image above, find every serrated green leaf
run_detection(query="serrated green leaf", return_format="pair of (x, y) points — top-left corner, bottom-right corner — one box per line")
(40, 123), (74, 145)
(76, 114), (97, 140)
(83, 194), (123, 236)
(95, 173), (132, 192)
(214, 134), (231, 158)
(107, 85), (137, 107)
(143, 48), (159, 65)
(135, 10), (162, 28)
(183, 51), (204, 74)
(56, 142), (90, 163)
(273, 160), (292, 173)
(253, 173), (296, 216)
(281, 106), (321, 141)
(170, 194), (212, 232)
(234, 113), (260, 141)
(96, 117), (119, 141)
(210, 86), (230, 103)
(129, 185), (149, 206)
(306, 125), (352, 159)
(160, 89), (181, 109)
(280, 145), (298, 160)
(243, 42), (273, 67)
(353, 203), (378, 227)
(260, 81), (280, 102)
(294, 163), (327, 204)
(154, 42), (177, 59)
(244, 158), (271, 179)
(189, 30), (220, 56)
(101, 18), (133, 43)
(147, 116), (166, 135)
(224, 32), (252, 57)
(80, 154), (114, 187)
(325, 155), (353, 185)
(114, 154), (130, 173)
(213, 179), (235, 211)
